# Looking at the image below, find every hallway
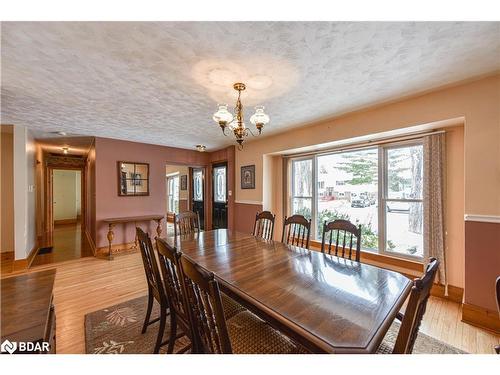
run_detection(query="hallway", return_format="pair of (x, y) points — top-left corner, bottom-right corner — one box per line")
(31, 223), (93, 267)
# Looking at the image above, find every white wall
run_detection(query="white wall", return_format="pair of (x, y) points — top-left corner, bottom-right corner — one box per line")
(53, 169), (81, 221)
(13, 125), (37, 260)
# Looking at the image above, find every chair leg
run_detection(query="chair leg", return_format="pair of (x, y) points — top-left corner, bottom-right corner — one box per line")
(153, 307), (167, 354)
(142, 290), (154, 334)
(167, 312), (177, 354)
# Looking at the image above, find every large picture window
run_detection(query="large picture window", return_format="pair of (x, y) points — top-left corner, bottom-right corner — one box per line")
(289, 140), (424, 260)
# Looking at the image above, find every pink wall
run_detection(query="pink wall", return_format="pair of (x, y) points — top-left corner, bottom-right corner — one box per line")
(465, 221), (500, 311)
(234, 203), (263, 235)
(94, 137), (209, 248)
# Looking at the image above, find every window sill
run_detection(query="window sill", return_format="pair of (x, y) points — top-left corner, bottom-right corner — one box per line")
(309, 240), (424, 277)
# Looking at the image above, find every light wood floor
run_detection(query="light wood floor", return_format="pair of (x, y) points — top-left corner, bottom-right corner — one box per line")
(2, 251), (499, 354)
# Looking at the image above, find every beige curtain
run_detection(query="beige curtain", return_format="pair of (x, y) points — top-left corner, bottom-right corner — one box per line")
(423, 133), (447, 293)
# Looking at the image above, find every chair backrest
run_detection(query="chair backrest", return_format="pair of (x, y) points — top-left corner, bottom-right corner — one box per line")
(174, 211), (201, 236)
(155, 238), (190, 326)
(179, 255), (232, 354)
(281, 215), (311, 249)
(136, 228), (165, 301)
(321, 219), (362, 262)
(393, 257), (440, 354)
(253, 211), (276, 241)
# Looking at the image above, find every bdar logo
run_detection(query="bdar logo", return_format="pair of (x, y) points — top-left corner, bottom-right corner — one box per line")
(1, 339), (17, 354)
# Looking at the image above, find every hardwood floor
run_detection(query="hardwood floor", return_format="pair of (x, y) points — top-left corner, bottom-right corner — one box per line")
(31, 223), (94, 266)
(1, 251), (499, 354)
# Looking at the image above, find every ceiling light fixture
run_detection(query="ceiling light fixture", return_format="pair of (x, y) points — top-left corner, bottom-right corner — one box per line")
(196, 144), (206, 152)
(62, 147), (69, 154)
(212, 82), (270, 148)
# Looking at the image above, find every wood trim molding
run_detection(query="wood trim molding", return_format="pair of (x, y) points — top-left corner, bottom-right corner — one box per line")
(85, 229), (96, 256)
(234, 200), (263, 205)
(430, 283), (464, 304)
(1, 251), (14, 261)
(464, 214), (500, 223)
(462, 303), (500, 334)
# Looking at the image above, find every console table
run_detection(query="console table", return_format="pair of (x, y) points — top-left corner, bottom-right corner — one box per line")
(1, 269), (56, 354)
(102, 214), (164, 260)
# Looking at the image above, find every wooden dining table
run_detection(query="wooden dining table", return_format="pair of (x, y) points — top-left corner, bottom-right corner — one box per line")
(165, 229), (413, 354)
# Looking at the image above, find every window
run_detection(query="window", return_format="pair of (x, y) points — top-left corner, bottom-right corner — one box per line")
(291, 158), (313, 220)
(289, 140), (424, 260)
(167, 175), (180, 213)
(193, 169), (203, 201)
(213, 165), (227, 203)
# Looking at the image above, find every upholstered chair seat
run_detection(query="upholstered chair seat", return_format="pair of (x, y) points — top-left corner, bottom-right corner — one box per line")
(221, 293), (246, 319)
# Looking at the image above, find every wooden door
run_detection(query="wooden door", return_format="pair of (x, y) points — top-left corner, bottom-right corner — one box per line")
(212, 162), (227, 229)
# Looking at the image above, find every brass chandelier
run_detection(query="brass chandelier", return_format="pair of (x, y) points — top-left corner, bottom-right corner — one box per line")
(212, 82), (270, 148)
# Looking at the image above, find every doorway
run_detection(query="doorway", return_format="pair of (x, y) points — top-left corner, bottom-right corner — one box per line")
(33, 167), (92, 266)
(212, 162), (228, 229)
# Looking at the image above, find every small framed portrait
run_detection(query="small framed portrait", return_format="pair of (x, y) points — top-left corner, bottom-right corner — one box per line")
(241, 165), (255, 189)
(180, 175), (188, 190)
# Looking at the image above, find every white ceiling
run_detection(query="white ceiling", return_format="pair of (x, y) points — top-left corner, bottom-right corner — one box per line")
(1, 22), (499, 150)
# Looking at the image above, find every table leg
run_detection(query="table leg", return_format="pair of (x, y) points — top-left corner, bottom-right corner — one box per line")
(107, 223), (114, 260)
(155, 218), (163, 239)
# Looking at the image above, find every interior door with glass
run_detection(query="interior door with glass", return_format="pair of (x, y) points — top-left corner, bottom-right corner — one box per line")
(191, 168), (205, 230)
(212, 162), (227, 229)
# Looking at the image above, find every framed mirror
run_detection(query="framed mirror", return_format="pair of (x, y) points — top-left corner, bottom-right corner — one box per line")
(118, 161), (150, 196)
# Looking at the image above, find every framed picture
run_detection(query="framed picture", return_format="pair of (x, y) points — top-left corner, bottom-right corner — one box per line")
(241, 165), (255, 189)
(180, 175), (188, 190)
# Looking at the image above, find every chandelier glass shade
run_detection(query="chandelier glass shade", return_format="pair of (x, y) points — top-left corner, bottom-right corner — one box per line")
(212, 82), (270, 147)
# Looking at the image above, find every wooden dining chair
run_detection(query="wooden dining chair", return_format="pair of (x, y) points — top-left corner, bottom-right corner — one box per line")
(136, 228), (170, 354)
(253, 211), (276, 240)
(281, 214), (311, 249)
(377, 257), (440, 354)
(156, 238), (246, 353)
(179, 254), (304, 354)
(321, 219), (362, 262)
(155, 237), (193, 354)
(174, 211), (201, 236)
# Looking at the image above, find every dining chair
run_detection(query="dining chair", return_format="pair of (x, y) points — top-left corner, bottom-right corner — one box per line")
(281, 214), (311, 249)
(377, 257), (440, 354)
(156, 238), (246, 353)
(321, 219), (362, 262)
(179, 254), (305, 354)
(495, 276), (500, 354)
(253, 211), (275, 241)
(174, 211), (201, 236)
(136, 227), (170, 354)
(155, 237), (193, 354)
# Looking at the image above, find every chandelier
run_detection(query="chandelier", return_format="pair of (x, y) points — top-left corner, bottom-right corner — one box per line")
(212, 82), (270, 148)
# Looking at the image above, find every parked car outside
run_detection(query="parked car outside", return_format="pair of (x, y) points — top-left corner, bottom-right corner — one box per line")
(351, 198), (370, 208)
(386, 202), (410, 213)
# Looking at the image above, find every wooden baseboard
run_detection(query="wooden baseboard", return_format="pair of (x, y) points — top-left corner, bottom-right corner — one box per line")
(462, 303), (500, 334)
(54, 218), (78, 225)
(1, 251), (14, 261)
(12, 244), (39, 271)
(85, 229), (97, 256)
(96, 242), (138, 257)
(430, 283), (464, 303)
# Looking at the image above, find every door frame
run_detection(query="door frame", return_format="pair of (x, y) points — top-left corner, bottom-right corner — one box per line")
(45, 165), (86, 240)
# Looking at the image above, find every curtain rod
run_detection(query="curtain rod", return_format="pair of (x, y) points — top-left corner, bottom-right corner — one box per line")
(282, 129), (446, 159)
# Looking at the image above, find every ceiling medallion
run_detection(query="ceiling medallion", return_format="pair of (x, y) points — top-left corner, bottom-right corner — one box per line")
(212, 82), (270, 149)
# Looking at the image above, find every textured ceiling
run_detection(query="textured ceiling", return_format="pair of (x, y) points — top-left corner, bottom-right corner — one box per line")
(1, 22), (499, 150)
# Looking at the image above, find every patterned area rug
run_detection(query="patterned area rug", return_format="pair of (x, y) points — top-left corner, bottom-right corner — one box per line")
(85, 295), (465, 354)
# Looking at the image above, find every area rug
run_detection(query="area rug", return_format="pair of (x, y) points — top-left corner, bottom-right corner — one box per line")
(85, 295), (465, 354)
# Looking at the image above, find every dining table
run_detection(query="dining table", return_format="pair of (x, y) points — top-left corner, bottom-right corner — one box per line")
(164, 229), (413, 354)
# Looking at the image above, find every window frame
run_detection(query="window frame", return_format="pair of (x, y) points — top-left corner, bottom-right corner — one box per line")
(288, 139), (424, 262)
(167, 174), (180, 213)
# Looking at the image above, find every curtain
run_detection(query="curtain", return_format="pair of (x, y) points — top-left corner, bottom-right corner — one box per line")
(423, 133), (447, 294)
